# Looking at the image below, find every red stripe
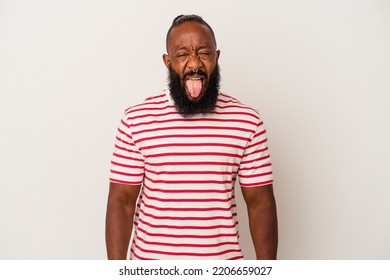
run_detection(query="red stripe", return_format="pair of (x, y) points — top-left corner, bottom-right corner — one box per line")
(109, 178), (142, 185)
(131, 116), (257, 126)
(130, 109), (258, 120)
(145, 93), (166, 101)
(243, 147), (268, 157)
(110, 160), (144, 169)
(142, 192), (234, 203)
(145, 168), (234, 176)
(124, 95), (169, 113)
(145, 152), (241, 159)
(110, 169), (144, 177)
(140, 142), (245, 151)
(114, 144), (142, 155)
(219, 93), (240, 102)
(112, 152), (143, 162)
(218, 94), (239, 102)
(253, 129), (266, 138)
(139, 208), (236, 221)
(115, 136), (133, 147)
(144, 183), (233, 193)
(146, 161), (239, 167)
(120, 119), (130, 128)
(239, 162), (272, 171)
(117, 127), (132, 140)
(227, 255), (244, 260)
(134, 243), (241, 257)
(240, 155), (271, 165)
(212, 110), (258, 119)
(215, 104), (257, 113)
(133, 125), (254, 135)
(215, 102), (243, 108)
(240, 180), (273, 187)
(246, 138), (268, 150)
(134, 133), (250, 144)
(144, 175), (233, 185)
(140, 198), (237, 212)
(136, 235), (239, 248)
(130, 111), (177, 121)
(131, 99), (168, 108)
(137, 217), (238, 230)
(127, 109), (259, 121)
(130, 248), (156, 260)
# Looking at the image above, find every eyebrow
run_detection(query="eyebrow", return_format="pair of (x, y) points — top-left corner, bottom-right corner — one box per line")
(171, 45), (212, 52)
(171, 46), (188, 52)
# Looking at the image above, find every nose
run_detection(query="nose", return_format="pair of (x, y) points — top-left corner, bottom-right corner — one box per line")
(187, 54), (203, 72)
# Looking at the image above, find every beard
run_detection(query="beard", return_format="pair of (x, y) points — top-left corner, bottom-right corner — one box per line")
(168, 64), (220, 118)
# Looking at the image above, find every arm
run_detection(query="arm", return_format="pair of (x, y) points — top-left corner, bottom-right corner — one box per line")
(105, 182), (141, 260)
(241, 184), (278, 259)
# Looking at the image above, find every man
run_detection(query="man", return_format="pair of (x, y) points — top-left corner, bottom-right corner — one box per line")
(106, 15), (278, 260)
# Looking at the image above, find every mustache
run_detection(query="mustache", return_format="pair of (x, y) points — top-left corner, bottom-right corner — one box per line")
(183, 69), (207, 80)
(168, 63), (220, 117)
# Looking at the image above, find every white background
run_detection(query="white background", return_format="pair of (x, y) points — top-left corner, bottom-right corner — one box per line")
(1, 0), (389, 259)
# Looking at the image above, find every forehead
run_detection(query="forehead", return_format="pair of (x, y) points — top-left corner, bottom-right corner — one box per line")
(167, 22), (216, 52)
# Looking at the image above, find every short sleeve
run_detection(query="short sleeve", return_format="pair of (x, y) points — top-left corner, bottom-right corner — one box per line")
(238, 118), (273, 187)
(109, 114), (145, 185)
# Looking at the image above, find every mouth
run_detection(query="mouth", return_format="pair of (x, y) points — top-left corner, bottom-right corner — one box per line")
(184, 74), (206, 101)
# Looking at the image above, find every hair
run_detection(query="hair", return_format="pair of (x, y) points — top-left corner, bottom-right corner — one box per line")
(166, 14), (217, 51)
(168, 64), (220, 117)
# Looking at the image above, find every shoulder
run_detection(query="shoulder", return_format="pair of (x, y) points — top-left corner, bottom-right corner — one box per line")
(217, 92), (261, 120)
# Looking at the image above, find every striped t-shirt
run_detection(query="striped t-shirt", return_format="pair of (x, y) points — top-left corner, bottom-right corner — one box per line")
(109, 90), (273, 260)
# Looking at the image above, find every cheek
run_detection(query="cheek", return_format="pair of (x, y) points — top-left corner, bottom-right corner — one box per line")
(205, 62), (217, 75)
(171, 63), (186, 76)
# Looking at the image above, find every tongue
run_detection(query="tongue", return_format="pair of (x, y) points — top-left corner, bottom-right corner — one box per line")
(185, 79), (202, 99)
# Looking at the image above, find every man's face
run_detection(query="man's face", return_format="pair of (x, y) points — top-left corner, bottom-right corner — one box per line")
(163, 22), (220, 116)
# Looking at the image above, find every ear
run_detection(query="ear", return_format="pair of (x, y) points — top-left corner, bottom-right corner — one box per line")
(216, 50), (221, 61)
(162, 54), (170, 69)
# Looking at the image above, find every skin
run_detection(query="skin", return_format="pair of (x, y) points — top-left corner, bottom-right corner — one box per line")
(163, 22), (220, 101)
(105, 21), (278, 260)
(241, 184), (278, 259)
(105, 182), (140, 259)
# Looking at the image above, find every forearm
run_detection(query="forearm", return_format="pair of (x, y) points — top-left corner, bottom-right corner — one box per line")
(105, 201), (135, 259)
(248, 201), (278, 259)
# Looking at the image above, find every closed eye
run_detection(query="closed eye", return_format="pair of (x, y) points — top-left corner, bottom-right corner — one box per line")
(176, 53), (188, 58)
